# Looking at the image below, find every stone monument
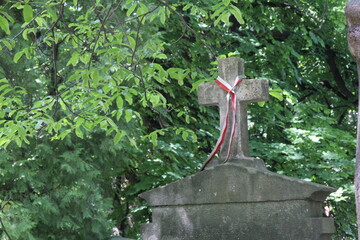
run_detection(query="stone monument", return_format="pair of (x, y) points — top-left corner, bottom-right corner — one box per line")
(140, 58), (335, 240)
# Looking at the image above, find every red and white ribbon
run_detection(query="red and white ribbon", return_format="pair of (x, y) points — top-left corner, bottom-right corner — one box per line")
(200, 76), (246, 171)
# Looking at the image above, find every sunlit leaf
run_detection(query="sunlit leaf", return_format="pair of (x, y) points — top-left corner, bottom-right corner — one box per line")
(23, 4), (33, 22)
(0, 16), (10, 34)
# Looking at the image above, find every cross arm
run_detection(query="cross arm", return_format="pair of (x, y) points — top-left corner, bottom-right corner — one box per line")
(198, 78), (269, 106)
(198, 82), (219, 106)
(235, 78), (269, 102)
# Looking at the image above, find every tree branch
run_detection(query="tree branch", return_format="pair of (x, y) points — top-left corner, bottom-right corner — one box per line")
(319, 80), (348, 100)
(88, 0), (123, 72)
(0, 215), (12, 240)
(156, 0), (216, 57)
(37, 1), (65, 45)
(1, 8), (45, 51)
(131, 17), (143, 67)
(125, 4), (161, 23)
(325, 45), (354, 99)
(58, 95), (93, 122)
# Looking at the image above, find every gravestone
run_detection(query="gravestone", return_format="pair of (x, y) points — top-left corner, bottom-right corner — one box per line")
(140, 58), (335, 240)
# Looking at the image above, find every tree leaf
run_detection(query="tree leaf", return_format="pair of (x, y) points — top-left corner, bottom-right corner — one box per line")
(160, 8), (166, 24)
(23, 4), (34, 22)
(2, 40), (12, 50)
(22, 28), (29, 41)
(124, 92), (133, 105)
(126, 3), (137, 17)
(127, 36), (136, 50)
(80, 52), (91, 64)
(223, 0), (231, 6)
(182, 131), (189, 140)
(14, 50), (25, 63)
(230, 6), (244, 25)
(211, 6), (226, 19)
(220, 12), (231, 25)
(0, 11), (14, 23)
(309, 31), (318, 44)
(46, 7), (57, 22)
(151, 132), (158, 146)
(0, 16), (10, 34)
(125, 109), (132, 122)
(116, 96), (123, 109)
(75, 117), (85, 128)
(75, 127), (84, 139)
(257, 101), (266, 107)
(66, 52), (79, 66)
(269, 89), (284, 101)
(114, 130), (126, 143)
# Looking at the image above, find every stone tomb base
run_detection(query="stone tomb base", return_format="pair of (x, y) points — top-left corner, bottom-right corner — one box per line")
(140, 163), (335, 240)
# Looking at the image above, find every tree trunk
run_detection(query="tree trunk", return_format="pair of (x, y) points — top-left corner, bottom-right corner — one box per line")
(356, 63), (360, 240)
(345, 1), (360, 239)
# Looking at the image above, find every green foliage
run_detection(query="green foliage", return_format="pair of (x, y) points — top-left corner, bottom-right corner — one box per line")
(0, 0), (357, 239)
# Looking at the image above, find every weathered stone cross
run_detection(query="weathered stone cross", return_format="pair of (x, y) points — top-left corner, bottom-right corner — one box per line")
(198, 57), (269, 166)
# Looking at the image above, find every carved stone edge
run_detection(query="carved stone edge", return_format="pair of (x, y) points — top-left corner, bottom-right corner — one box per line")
(139, 164), (336, 207)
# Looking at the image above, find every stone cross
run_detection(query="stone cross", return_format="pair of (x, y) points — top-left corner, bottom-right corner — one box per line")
(198, 57), (268, 163)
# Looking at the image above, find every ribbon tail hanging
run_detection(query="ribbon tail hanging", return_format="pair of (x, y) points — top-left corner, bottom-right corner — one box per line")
(200, 93), (231, 171)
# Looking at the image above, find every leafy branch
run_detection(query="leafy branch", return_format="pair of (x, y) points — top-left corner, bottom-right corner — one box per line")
(87, 0), (123, 73)
(1, 8), (45, 50)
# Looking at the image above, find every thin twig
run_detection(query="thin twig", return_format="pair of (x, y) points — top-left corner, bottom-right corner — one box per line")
(51, 96), (60, 118)
(1, 9), (45, 51)
(0, 197), (11, 211)
(88, 8), (112, 71)
(172, 26), (186, 44)
(156, 0), (216, 56)
(0, 215), (12, 240)
(40, 1), (65, 42)
(131, 17), (143, 67)
(7, 98), (56, 114)
(59, 95), (93, 122)
(129, 16), (152, 108)
(125, 4), (161, 23)
(136, 67), (151, 108)
(51, 29), (58, 95)
(88, 0), (123, 71)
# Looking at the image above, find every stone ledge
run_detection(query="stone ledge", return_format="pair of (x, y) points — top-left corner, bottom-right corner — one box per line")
(140, 163), (336, 206)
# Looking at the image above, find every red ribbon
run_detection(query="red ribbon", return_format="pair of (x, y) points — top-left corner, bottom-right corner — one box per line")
(200, 76), (245, 171)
